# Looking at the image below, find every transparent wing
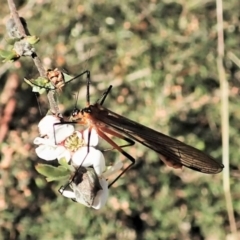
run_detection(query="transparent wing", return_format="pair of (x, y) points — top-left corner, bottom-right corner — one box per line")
(93, 104), (224, 174)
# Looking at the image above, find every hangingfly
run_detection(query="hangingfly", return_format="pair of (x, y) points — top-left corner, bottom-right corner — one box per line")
(68, 70), (224, 187)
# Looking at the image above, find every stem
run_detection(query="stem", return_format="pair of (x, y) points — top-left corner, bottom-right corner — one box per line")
(216, 0), (237, 236)
(7, 0), (60, 115)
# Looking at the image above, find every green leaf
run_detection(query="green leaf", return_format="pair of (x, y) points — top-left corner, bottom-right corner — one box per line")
(58, 157), (75, 172)
(25, 35), (40, 45)
(0, 49), (19, 62)
(24, 77), (52, 94)
(46, 175), (69, 182)
(35, 164), (70, 182)
(33, 76), (49, 86)
(58, 157), (69, 167)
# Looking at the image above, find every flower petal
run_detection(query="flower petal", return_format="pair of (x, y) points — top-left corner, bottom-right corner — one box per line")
(57, 148), (71, 163)
(60, 189), (76, 199)
(35, 145), (66, 161)
(71, 177), (108, 209)
(75, 131), (83, 140)
(33, 137), (56, 146)
(102, 161), (123, 178)
(54, 124), (75, 144)
(72, 147), (106, 176)
(38, 115), (75, 143)
(83, 128), (99, 146)
(92, 178), (108, 209)
(38, 115), (60, 136)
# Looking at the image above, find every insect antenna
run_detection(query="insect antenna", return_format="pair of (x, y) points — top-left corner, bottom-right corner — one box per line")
(62, 70), (90, 92)
(86, 71), (91, 106)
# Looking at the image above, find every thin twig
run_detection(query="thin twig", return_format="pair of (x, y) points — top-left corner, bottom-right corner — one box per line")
(7, 0), (26, 37)
(7, 0), (60, 115)
(216, 0), (237, 237)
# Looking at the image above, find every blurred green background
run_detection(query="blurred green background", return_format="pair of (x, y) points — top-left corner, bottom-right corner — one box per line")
(0, 0), (239, 239)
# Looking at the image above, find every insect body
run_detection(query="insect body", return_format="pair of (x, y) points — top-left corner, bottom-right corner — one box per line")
(69, 78), (224, 186)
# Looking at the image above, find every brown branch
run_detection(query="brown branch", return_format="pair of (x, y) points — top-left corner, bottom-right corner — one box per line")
(7, 0), (60, 115)
(7, 0), (26, 37)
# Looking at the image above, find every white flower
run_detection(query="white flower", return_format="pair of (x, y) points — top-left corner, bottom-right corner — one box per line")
(60, 160), (124, 209)
(60, 159), (108, 209)
(102, 161), (123, 179)
(71, 148), (107, 209)
(72, 146), (105, 176)
(38, 115), (60, 136)
(91, 179), (108, 209)
(34, 115), (99, 162)
(72, 178), (108, 210)
(35, 116), (124, 209)
(38, 115), (74, 143)
(60, 179), (108, 210)
(34, 142), (68, 161)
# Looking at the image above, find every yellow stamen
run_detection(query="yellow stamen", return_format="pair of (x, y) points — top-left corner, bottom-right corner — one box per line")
(64, 132), (85, 152)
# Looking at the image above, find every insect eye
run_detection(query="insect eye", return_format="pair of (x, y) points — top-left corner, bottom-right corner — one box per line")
(71, 108), (80, 117)
(84, 107), (91, 113)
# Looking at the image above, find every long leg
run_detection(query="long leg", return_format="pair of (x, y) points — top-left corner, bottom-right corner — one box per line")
(29, 70), (90, 91)
(57, 122), (92, 195)
(97, 85), (113, 106)
(94, 127), (135, 188)
(54, 121), (135, 188)
(100, 127), (135, 151)
(52, 120), (74, 145)
(59, 153), (90, 190)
